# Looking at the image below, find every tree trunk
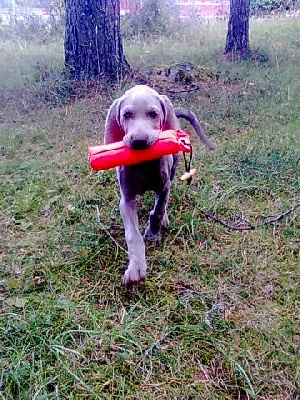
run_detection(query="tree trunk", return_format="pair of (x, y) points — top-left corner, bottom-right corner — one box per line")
(224, 0), (251, 59)
(65, 0), (130, 82)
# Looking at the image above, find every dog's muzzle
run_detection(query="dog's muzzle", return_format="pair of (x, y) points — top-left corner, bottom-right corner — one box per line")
(130, 139), (150, 150)
(124, 131), (159, 150)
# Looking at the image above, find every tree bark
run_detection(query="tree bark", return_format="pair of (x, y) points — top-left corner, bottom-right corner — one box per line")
(65, 0), (130, 82)
(224, 0), (251, 59)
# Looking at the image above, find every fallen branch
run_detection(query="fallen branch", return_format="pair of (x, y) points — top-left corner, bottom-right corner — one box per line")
(200, 203), (300, 231)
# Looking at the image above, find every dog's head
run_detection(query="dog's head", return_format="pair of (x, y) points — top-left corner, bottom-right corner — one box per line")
(104, 85), (179, 149)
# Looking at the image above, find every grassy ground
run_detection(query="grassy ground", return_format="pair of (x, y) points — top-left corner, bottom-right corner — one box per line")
(0, 18), (300, 399)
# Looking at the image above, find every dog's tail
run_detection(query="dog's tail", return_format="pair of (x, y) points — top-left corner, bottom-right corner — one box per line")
(174, 107), (215, 150)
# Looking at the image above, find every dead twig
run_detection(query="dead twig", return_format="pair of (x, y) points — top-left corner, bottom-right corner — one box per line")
(142, 331), (173, 358)
(95, 205), (127, 253)
(204, 302), (229, 334)
(167, 85), (201, 94)
(178, 290), (230, 334)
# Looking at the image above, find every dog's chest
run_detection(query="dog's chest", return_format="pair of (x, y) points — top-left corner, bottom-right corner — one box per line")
(118, 158), (171, 196)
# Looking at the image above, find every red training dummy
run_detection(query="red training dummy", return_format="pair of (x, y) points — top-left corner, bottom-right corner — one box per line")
(88, 129), (191, 171)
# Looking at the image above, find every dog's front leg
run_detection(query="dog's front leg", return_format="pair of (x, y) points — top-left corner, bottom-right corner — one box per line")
(144, 185), (170, 242)
(120, 196), (147, 285)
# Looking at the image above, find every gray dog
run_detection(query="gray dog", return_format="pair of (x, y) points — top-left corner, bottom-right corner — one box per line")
(104, 85), (214, 285)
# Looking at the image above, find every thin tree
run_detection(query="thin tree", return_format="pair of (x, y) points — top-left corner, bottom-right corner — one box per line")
(224, 0), (251, 59)
(64, 0), (130, 82)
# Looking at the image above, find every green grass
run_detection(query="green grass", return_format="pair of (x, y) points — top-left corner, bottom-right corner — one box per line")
(1, 17), (300, 399)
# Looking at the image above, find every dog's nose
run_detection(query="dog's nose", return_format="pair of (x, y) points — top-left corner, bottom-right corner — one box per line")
(131, 139), (149, 150)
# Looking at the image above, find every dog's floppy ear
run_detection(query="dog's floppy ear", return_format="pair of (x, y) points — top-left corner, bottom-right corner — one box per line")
(159, 95), (180, 130)
(104, 99), (124, 144)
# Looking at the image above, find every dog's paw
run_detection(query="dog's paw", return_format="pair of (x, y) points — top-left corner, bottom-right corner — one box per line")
(122, 262), (147, 286)
(144, 213), (169, 241)
(161, 213), (170, 229)
(144, 226), (162, 242)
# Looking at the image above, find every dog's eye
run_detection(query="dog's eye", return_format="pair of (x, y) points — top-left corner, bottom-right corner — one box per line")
(148, 111), (158, 119)
(123, 111), (133, 120)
